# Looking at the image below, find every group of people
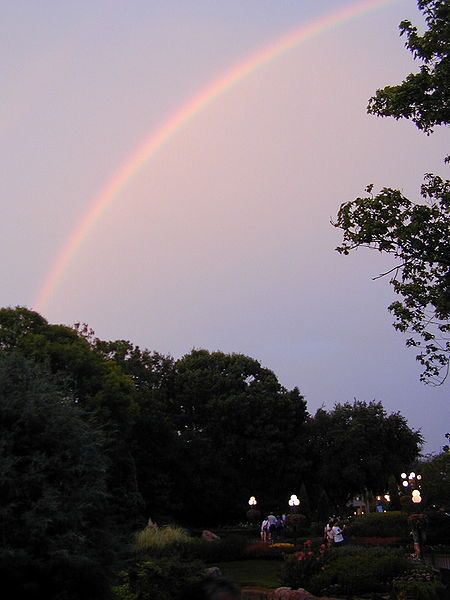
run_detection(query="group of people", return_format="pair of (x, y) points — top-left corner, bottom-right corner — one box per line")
(323, 518), (345, 547)
(260, 513), (346, 547)
(260, 512), (286, 542)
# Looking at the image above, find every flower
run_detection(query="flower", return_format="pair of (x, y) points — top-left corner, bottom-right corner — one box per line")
(272, 543), (295, 550)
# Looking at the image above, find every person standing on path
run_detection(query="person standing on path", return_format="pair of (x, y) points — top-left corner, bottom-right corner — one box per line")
(324, 520), (334, 548)
(267, 512), (277, 543)
(260, 518), (269, 543)
(331, 520), (344, 546)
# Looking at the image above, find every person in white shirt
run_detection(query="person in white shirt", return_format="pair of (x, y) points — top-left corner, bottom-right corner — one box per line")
(331, 520), (344, 546)
(267, 512), (277, 542)
(324, 520), (334, 548)
(260, 518), (269, 542)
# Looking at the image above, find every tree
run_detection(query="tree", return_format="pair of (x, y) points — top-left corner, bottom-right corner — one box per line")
(168, 349), (309, 523)
(307, 401), (422, 509)
(387, 474), (402, 511)
(419, 450), (450, 509)
(0, 307), (144, 531)
(94, 339), (183, 519)
(0, 353), (114, 599)
(334, 0), (450, 384)
(367, 0), (450, 134)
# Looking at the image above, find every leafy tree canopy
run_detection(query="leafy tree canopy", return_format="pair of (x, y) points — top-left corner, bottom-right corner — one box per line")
(419, 449), (450, 509)
(169, 349), (309, 522)
(0, 353), (114, 599)
(308, 400), (422, 508)
(334, 0), (450, 384)
(0, 307), (137, 426)
(368, 0), (450, 134)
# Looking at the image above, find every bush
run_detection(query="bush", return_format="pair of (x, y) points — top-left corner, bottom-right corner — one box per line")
(306, 546), (411, 596)
(356, 536), (403, 546)
(134, 526), (248, 563)
(425, 511), (450, 545)
(345, 511), (409, 538)
(194, 535), (248, 563)
(282, 515), (311, 540)
(112, 556), (205, 600)
(392, 565), (445, 600)
(0, 552), (112, 600)
(280, 540), (328, 589)
(134, 525), (191, 555)
(246, 542), (295, 559)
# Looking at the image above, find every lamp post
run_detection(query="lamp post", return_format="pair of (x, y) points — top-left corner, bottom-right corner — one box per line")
(401, 471), (422, 504)
(288, 494), (300, 512)
(246, 496), (260, 523)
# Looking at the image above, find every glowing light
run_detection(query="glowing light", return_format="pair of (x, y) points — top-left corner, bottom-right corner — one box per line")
(402, 481), (409, 487)
(401, 473), (407, 479)
(289, 494), (300, 507)
(248, 496), (257, 506)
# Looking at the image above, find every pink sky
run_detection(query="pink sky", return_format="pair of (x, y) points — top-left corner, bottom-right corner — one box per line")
(1, 0), (448, 452)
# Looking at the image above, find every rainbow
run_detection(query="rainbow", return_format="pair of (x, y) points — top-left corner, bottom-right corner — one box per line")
(34, 0), (395, 312)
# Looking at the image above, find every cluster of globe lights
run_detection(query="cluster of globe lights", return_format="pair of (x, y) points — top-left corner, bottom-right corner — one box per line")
(288, 494), (300, 507)
(401, 471), (422, 503)
(248, 496), (257, 506)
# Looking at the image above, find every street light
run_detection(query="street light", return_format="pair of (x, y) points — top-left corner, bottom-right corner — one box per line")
(248, 496), (257, 506)
(288, 494), (300, 508)
(400, 470), (422, 502)
(412, 489), (422, 504)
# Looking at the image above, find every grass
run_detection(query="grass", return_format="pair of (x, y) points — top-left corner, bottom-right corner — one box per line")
(217, 559), (282, 589)
(134, 525), (191, 552)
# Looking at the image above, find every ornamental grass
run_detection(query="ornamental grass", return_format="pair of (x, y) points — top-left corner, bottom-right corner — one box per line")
(134, 525), (191, 553)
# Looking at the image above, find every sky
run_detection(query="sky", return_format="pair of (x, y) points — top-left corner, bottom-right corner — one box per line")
(1, 0), (448, 454)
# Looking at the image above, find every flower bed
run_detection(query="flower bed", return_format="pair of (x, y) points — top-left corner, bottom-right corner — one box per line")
(246, 542), (293, 559)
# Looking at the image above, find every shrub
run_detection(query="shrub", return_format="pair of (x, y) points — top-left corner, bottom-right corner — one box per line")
(134, 524), (250, 564)
(306, 546), (411, 596)
(345, 511), (409, 538)
(285, 514), (309, 530)
(112, 556), (205, 600)
(280, 540), (328, 589)
(193, 535), (248, 563)
(246, 542), (295, 559)
(134, 525), (191, 555)
(356, 536), (403, 546)
(392, 565), (445, 600)
(425, 511), (450, 545)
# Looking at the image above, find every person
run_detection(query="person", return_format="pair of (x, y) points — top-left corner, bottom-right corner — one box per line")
(182, 576), (240, 600)
(267, 512), (277, 542)
(331, 520), (344, 546)
(260, 517), (269, 542)
(276, 515), (284, 537)
(324, 520), (334, 548)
